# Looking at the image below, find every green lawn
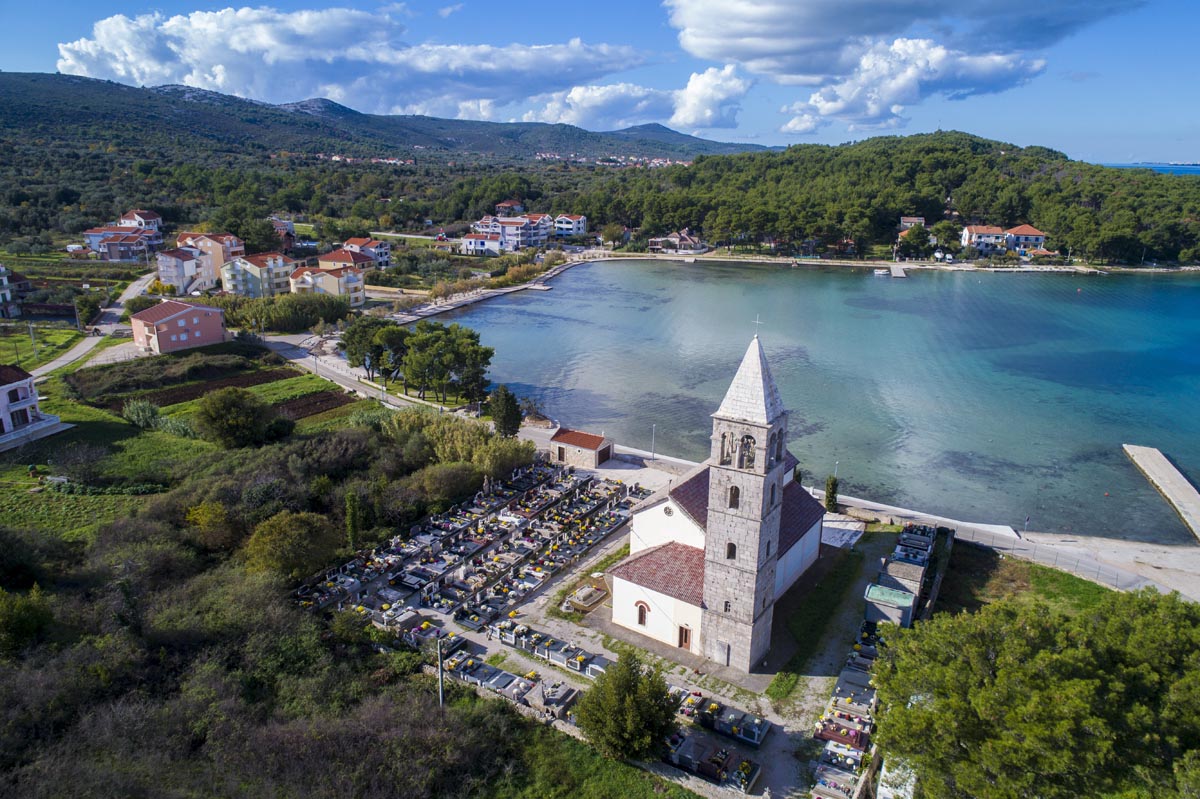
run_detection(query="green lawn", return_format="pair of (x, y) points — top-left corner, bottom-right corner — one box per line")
(0, 327), (83, 371)
(766, 548), (866, 701)
(936, 541), (1113, 616)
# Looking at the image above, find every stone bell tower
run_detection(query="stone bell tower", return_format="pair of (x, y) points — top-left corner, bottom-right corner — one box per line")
(701, 335), (789, 671)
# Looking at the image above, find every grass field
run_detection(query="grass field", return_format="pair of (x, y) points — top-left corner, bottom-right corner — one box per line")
(294, 399), (368, 433)
(0, 488), (146, 541)
(163, 373), (330, 417)
(936, 541), (1113, 616)
(0, 326), (83, 371)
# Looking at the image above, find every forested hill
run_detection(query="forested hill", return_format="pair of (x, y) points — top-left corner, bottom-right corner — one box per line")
(0, 72), (763, 160)
(564, 131), (1200, 262)
(2, 70), (1198, 262)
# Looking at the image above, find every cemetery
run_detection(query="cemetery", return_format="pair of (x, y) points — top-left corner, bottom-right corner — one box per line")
(295, 462), (637, 632)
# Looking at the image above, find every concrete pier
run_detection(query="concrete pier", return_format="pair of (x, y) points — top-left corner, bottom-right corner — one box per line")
(890, 264), (907, 278)
(1124, 445), (1200, 540)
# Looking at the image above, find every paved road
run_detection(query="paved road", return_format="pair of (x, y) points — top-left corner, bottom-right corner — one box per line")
(31, 272), (156, 379)
(262, 333), (452, 413)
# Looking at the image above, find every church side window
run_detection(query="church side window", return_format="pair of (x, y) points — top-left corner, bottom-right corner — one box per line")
(737, 435), (756, 470)
(726, 542), (737, 560)
(723, 600), (732, 613)
(728, 486), (740, 509)
(636, 602), (649, 626)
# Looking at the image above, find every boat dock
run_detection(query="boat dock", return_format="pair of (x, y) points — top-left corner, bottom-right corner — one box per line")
(1124, 445), (1200, 540)
(890, 265), (907, 278)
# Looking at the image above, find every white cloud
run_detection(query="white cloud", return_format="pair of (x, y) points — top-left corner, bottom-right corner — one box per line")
(779, 104), (824, 135)
(525, 83), (672, 129)
(669, 64), (750, 128)
(57, 7), (639, 116)
(663, 0), (1140, 130)
(437, 4), (464, 17)
(527, 65), (750, 130)
(796, 38), (1044, 131)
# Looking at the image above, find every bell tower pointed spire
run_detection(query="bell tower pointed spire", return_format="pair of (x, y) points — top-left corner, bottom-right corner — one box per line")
(714, 335), (785, 426)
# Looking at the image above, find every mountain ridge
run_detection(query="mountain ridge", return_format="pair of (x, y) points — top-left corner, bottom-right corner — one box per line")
(0, 72), (765, 160)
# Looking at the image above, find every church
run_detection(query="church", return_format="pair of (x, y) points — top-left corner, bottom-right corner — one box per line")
(608, 336), (826, 672)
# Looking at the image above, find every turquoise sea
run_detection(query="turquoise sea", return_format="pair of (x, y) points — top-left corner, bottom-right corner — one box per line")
(441, 260), (1200, 542)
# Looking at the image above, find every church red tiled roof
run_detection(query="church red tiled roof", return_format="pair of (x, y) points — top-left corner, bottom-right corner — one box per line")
(669, 466), (710, 532)
(778, 480), (825, 557)
(609, 542), (705, 606)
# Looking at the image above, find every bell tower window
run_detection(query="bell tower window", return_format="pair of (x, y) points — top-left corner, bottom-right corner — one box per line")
(737, 435), (756, 470)
(726, 542), (737, 560)
(770, 483), (776, 506)
(728, 486), (740, 509)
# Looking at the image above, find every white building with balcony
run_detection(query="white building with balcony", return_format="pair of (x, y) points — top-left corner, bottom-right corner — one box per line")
(555, 214), (588, 237)
(0, 365), (66, 452)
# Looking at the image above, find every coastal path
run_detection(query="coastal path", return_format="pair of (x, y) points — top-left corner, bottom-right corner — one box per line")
(810, 487), (1166, 595)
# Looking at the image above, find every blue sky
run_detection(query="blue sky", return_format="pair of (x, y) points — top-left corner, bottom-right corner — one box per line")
(5, 0), (1198, 162)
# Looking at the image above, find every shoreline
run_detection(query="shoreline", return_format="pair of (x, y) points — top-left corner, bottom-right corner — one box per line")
(554, 434), (1200, 601)
(375, 250), (1200, 326)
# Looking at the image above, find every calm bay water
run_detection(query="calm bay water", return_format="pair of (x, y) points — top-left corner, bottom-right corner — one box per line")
(442, 260), (1200, 542)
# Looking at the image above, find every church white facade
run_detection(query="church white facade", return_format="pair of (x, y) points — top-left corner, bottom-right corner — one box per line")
(609, 336), (825, 671)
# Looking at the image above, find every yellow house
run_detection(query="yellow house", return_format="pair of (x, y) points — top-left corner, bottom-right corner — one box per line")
(289, 265), (365, 307)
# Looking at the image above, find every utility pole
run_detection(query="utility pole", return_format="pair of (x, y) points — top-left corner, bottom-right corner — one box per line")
(436, 636), (445, 708)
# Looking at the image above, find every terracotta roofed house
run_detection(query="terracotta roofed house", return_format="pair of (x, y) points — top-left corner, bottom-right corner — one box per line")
(129, 299), (227, 354)
(549, 427), (613, 468)
(960, 225), (1007, 254)
(462, 233), (502, 256)
(1004, 224), (1047, 253)
(119, 209), (162, 230)
(177, 232), (246, 273)
(318, 248), (376, 271)
(342, 237), (391, 268)
(289, 265), (365, 307)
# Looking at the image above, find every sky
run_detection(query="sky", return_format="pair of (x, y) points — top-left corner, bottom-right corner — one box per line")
(4, 0), (1198, 162)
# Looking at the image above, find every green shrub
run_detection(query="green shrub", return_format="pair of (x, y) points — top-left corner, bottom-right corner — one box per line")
(121, 398), (161, 429)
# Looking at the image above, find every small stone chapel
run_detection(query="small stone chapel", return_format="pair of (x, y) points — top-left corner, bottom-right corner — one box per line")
(608, 335), (825, 671)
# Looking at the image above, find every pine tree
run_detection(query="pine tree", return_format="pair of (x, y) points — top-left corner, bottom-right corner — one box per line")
(575, 651), (677, 760)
